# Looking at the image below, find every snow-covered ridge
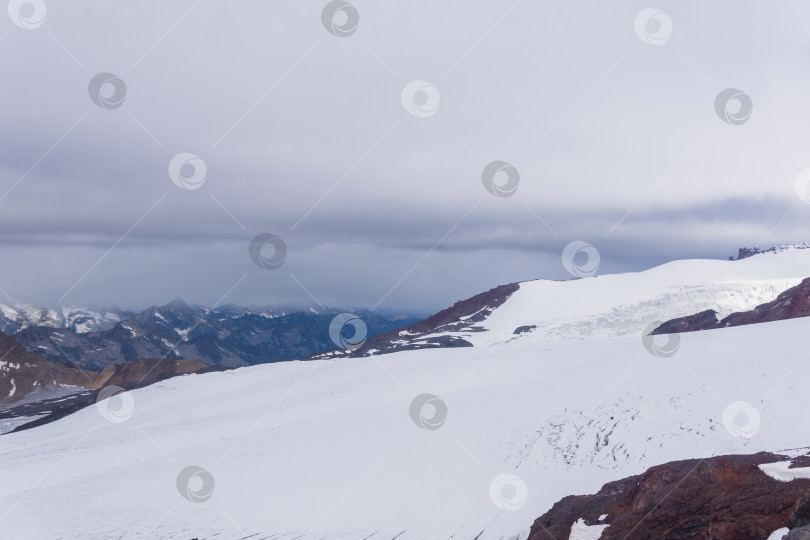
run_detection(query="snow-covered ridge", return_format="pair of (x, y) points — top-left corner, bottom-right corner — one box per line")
(452, 246), (810, 347)
(320, 246), (810, 359)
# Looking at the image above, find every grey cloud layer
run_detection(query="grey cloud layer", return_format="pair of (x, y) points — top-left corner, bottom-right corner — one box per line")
(0, 1), (808, 311)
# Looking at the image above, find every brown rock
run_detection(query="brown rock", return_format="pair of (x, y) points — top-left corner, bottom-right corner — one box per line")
(86, 357), (208, 389)
(313, 282), (520, 358)
(0, 330), (99, 404)
(788, 489), (810, 529)
(653, 277), (810, 335)
(529, 452), (810, 540)
(0, 327), (210, 406)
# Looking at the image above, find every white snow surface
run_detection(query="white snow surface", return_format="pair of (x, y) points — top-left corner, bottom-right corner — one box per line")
(759, 461), (810, 482)
(569, 518), (609, 540)
(462, 248), (810, 346)
(1, 316), (809, 539)
(0, 414), (46, 435)
(2, 249), (810, 538)
(767, 528), (789, 540)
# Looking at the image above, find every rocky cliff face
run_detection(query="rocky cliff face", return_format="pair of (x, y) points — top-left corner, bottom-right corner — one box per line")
(653, 277), (810, 335)
(529, 451), (810, 540)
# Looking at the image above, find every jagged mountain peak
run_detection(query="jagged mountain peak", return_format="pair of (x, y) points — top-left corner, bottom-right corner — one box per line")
(731, 242), (810, 260)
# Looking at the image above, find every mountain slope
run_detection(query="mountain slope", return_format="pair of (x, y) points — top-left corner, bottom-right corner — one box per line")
(320, 246), (810, 357)
(5, 249), (810, 538)
(0, 330), (89, 405)
(2, 305), (810, 538)
(652, 276), (810, 335)
(314, 282), (519, 358)
(0, 328), (214, 409)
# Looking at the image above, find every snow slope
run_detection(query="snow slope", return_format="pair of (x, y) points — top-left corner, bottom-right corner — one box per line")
(457, 247), (810, 346)
(1, 312), (809, 539)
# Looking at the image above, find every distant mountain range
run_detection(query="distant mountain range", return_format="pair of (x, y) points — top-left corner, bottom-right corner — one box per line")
(0, 299), (423, 370)
(0, 325), (221, 411)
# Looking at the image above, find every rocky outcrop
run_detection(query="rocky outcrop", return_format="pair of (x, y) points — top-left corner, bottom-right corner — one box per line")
(734, 247), (764, 260)
(86, 357), (208, 389)
(0, 330), (93, 405)
(653, 277), (810, 335)
(787, 526), (810, 539)
(789, 490), (810, 531)
(0, 326), (214, 406)
(651, 309), (720, 335)
(3, 359), (226, 432)
(529, 452), (810, 540)
(312, 282), (520, 358)
(730, 243), (810, 261)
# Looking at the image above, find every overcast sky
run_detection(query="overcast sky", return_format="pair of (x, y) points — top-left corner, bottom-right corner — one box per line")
(1, 0), (810, 312)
